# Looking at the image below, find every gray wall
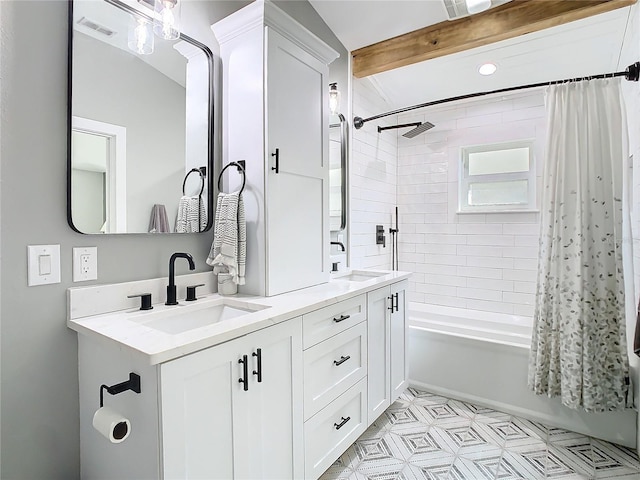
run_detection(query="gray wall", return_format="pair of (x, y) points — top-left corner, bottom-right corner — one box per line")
(0, 1), (347, 478)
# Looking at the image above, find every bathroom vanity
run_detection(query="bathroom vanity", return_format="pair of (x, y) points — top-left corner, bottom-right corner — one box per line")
(68, 270), (409, 479)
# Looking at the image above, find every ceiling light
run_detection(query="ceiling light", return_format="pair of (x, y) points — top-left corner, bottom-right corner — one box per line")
(466, 0), (491, 14)
(128, 16), (154, 55)
(478, 63), (497, 76)
(154, 0), (181, 40)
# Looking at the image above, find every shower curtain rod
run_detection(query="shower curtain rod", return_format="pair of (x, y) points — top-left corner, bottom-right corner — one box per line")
(353, 61), (640, 130)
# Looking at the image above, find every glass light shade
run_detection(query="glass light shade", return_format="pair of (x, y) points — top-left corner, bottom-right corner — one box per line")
(466, 0), (491, 14)
(154, 0), (181, 40)
(128, 16), (154, 55)
(329, 83), (340, 114)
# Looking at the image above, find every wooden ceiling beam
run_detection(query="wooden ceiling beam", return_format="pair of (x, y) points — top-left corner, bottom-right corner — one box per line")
(352, 0), (636, 78)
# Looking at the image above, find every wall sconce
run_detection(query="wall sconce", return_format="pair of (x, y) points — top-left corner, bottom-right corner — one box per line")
(329, 83), (340, 115)
(128, 16), (154, 55)
(154, 0), (181, 40)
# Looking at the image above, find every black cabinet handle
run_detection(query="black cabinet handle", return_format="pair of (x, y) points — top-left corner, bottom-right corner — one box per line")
(388, 296), (394, 311)
(271, 148), (279, 173)
(394, 293), (399, 313)
(333, 355), (351, 366)
(238, 355), (248, 391)
(334, 416), (351, 430)
(333, 314), (350, 323)
(252, 348), (262, 383)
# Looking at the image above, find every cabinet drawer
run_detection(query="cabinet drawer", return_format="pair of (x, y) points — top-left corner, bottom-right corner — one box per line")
(303, 294), (366, 349)
(304, 378), (367, 480)
(303, 322), (367, 420)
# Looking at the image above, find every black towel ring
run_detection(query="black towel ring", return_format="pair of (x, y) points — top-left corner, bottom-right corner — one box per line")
(183, 167), (206, 196)
(218, 161), (246, 195)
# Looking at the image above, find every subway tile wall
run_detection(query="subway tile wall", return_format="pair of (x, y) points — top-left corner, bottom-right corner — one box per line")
(350, 78), (398, 270)
(395, 91), (546, 316)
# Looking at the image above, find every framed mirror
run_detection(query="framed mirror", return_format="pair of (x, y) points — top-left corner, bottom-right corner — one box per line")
(67, 0), (214, 234)
(329, 113), (347, 231)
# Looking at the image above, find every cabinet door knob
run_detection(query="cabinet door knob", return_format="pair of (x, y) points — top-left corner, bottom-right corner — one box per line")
(333, 355), (351, 366)
(333, 314), (350, 323)
(334, 416), (351, 430)
(238, 355), (249, 391)
(271, 148), (280, 173)
(252, 348), (262, 382)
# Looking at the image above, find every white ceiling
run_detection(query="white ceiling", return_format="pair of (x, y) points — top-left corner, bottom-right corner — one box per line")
(308, 0), (633, 111)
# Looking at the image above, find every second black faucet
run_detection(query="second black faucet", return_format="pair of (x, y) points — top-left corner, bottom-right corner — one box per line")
(166, 252), (196, 305)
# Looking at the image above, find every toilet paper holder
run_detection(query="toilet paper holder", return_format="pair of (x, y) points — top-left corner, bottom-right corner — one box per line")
(100, 372), (141, 408)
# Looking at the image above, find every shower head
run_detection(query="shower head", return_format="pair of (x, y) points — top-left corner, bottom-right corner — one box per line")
(402, 121), (435, 138)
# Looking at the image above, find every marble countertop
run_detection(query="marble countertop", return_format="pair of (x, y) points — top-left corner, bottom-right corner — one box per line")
(67, 270), (411, 365)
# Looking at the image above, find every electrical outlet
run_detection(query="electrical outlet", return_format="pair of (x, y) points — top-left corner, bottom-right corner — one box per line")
(73, 247), (98, 282)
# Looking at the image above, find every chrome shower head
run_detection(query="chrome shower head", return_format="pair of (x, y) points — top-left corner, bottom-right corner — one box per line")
(402, 121), (435, 138)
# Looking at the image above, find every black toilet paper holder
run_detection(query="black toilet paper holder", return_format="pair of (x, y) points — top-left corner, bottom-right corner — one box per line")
(100, 372), (142, 407)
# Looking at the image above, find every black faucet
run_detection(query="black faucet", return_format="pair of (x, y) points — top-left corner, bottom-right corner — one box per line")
(166, 252), (196, 305)
(331, 241), (345, 251)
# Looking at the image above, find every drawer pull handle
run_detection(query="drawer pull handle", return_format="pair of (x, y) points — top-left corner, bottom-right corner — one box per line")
(238, 355), (248, 391)
(333, 314), (350, 323)
(333, 355), (351, 366)
(388, 295), (394, 311)
(334, 416), (351, 430)
(252, 348), (262, 383)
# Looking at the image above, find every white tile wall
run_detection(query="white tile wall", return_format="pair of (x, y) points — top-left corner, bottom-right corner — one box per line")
(350, 78), (398, 270)
(396, 91), (546, 316)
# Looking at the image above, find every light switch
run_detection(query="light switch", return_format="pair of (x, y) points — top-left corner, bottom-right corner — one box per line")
(38, 255), (52, 276)
(28, 245), (61, 286)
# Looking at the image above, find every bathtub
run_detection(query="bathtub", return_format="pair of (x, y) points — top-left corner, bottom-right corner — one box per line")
(407, 303), (637, 448)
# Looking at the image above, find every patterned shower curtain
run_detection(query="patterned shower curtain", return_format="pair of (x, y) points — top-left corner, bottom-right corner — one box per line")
(528, 78), (630, 412)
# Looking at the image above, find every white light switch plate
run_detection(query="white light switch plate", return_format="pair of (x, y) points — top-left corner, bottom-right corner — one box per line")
(27, 245), (61, 286)
(73, 247), (98, 282)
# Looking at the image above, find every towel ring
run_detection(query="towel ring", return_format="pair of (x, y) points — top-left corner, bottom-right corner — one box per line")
(183, 168), (206, 196)
(218, 161), (246, 195)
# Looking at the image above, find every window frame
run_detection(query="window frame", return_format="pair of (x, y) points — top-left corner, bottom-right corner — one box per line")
(458, 139), (536, 213)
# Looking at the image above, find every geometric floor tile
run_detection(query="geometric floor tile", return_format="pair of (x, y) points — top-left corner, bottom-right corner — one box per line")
(319, 388), (640, 480)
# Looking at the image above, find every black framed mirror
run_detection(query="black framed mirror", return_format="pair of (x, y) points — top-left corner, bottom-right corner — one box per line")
(67, 0), (214, 234)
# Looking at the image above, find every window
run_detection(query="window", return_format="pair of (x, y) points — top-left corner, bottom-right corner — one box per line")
(459, 140), (535, 212)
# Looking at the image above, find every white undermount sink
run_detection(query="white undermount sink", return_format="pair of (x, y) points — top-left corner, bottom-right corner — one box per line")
(129, 299), (270, 335)
(333, 270), (386, 282)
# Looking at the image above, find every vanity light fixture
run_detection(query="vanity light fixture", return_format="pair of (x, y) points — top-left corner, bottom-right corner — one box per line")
(466, 0), (491, 14)
(329, 83), (340, 114)
(128, 16), (154, 55)
(154, 0), (181, 40)
(478, 62), (497, 76)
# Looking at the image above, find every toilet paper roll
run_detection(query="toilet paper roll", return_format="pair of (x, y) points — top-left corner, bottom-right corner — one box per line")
(92, 406), (131, 443)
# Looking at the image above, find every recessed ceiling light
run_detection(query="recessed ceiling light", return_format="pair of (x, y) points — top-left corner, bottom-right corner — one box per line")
(478, 63), (497, 76)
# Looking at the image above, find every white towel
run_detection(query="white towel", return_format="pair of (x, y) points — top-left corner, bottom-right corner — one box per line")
(206, 192), (246, 285)
(175, 196), (207, 233)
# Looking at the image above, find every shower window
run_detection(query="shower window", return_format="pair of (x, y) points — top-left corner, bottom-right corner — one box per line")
(459, 140), (535, 212)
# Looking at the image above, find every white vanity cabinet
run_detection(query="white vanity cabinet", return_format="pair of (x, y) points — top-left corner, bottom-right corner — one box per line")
(213, 1), (339, 297)
(160, 318), (304, 480)
(367, 280), (409, 424)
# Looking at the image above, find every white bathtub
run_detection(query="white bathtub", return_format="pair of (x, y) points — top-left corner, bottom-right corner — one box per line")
(408, 302), (532, 348)
(408, 303), (637, 448)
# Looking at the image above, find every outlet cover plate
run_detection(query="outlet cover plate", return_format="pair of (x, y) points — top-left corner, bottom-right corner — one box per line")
(27, 245), (61, 286)
(73, 247), (98, 282)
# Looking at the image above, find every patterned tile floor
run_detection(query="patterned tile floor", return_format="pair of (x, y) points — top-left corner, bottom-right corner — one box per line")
(320, 387), (640, 480)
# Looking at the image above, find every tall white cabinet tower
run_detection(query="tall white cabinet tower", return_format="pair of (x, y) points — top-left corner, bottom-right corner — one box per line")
(212, 0), (339, 296)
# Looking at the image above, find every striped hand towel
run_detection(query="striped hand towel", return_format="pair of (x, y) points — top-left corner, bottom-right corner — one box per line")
(206, 192), (246, 285)
(175, 195), (207, 233)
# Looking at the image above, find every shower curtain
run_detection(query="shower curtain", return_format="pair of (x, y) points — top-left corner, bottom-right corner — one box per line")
(528, 78), (630, 412)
